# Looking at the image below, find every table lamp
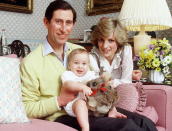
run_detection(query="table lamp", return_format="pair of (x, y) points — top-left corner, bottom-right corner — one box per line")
(118, 0), (172, 55)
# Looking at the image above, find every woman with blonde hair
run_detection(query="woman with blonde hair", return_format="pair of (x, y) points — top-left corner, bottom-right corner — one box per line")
(90, 18), (132, 87)
(88, 18), (157, 131)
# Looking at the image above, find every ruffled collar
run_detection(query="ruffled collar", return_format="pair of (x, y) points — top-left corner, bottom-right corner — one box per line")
(91, 46), (123, 70)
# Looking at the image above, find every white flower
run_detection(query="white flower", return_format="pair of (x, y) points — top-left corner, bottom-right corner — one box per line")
(162, 56), (172, 66)
(162, 66), (170, 74)
(136, 38), (172, 76)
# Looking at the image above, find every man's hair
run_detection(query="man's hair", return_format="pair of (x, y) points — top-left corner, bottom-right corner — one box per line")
(45, 0), (77, 23)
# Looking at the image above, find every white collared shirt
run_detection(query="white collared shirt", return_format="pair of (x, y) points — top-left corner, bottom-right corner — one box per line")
(89, 45), (133, 88)
(43, 38), (68, 67)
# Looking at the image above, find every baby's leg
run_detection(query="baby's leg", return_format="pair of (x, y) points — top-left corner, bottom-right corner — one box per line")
(73, 99), (89, 131)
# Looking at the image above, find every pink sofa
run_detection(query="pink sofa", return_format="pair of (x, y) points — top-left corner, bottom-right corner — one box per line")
(0, 84), (171, 131)
(0, 119), (77, 131)
(144, 85), (172, 131)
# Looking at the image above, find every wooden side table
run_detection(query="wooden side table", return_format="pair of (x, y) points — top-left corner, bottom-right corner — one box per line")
(142, 82), (172, 86)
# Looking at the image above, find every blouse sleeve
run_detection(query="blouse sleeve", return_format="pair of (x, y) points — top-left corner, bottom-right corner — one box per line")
(111, 45), (133, 88)
(89, 53), (100, 73)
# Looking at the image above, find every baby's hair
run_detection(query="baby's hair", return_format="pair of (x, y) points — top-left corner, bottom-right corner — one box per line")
(67, 48), (89, 69)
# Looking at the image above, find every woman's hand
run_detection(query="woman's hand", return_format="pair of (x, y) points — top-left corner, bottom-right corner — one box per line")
(132, 70), (142, 81)
(108, 107), (127, 118)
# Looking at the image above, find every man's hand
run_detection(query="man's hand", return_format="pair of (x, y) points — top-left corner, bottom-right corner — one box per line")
(57, 87), (76, 107)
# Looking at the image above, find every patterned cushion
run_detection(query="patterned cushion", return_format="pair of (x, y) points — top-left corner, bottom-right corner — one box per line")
(116, 82), (147, 112)
(0, 57), (29, 123)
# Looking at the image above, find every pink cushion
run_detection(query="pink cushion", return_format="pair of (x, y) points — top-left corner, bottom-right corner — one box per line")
(156, 126), (165, 131)
(116, 83), (139, 112)
(116, 82), (147, 112)
(0, 54), (17, 58)
(0, 119), (77, 131)
(136, 106), (158, 124)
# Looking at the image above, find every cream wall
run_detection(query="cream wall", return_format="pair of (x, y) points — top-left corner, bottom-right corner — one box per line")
(0, 0), (50, 40)
(0, 0), (119, 41)
(0, 0), (172, 42)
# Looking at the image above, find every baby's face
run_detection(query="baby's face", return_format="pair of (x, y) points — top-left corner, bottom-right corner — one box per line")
(69, 53), (89, 77)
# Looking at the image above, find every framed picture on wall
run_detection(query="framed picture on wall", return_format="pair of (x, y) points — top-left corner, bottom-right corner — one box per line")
(0, 0), (33, 14)
(86, 0), (123, 16)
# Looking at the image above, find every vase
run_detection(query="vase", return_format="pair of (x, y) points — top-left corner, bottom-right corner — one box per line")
(148, 70), (165, 83)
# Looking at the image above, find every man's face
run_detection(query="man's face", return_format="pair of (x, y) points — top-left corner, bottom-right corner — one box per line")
(44, 9), (74, 47)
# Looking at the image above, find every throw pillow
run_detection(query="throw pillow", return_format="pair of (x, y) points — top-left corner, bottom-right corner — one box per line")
(0, 57), (29, 123)
(115, 82), (147, 112)
(136, 106), (158, 124)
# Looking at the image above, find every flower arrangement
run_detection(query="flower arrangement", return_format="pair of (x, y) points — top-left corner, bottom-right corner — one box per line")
(134, 38), (172, 76)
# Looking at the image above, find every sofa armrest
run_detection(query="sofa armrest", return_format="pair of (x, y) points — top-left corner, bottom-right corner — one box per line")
(144, 85), (172, 131)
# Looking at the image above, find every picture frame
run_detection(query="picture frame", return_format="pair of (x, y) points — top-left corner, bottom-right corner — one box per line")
(83, 29), (92, 43)
(0, 0), (33, 14)
(86, 0), (123, 16)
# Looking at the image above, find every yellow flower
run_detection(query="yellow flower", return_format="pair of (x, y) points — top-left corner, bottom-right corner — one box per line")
(155, 67), (161, 72)
(152, 58), (160, 67)
(150, 39), (157, 45)
(136, 38), (172, 75)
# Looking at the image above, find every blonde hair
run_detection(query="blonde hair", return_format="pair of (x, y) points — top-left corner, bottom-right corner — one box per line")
(67, 48), (89, 69)
(91, 18), (128, 52)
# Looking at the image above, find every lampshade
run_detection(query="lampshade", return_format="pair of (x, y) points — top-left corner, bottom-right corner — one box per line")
(118, 0), (172, 55)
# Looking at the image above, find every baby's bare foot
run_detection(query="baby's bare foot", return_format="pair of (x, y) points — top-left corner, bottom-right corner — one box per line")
(82, 127), (89, 131)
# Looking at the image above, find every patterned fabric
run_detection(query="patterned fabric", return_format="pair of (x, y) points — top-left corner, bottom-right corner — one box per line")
(116, 83), (139, 112)
(115, 82), (147, 112)
(0, 57), (29, 123)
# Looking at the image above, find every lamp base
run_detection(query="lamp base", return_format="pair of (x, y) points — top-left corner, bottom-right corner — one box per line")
(134, 32), (151, 55)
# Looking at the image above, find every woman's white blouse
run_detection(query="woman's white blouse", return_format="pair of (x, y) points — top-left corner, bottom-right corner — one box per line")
(89, 45), (133, 88)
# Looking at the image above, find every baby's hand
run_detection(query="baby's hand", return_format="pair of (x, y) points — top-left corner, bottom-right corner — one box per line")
(82, 86), (92, 96)
(108, 109), (127, 118)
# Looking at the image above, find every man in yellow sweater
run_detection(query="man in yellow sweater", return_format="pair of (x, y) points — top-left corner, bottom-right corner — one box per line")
(20, 0), (81, 122)
(20, 1), (157, 131)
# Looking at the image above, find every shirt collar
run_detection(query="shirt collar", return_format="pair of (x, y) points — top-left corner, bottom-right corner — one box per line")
(91, 46), (122, 69)
(43, 38), (69, 56)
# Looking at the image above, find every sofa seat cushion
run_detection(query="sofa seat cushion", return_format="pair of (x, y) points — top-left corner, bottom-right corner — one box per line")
(156, 126), (165, 131)
(0, 119), (77, 131)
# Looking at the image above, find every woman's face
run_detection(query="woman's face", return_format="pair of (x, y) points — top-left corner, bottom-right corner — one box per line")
(97, 33), (117, 62)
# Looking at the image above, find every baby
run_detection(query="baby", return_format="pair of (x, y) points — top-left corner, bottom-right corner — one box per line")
(61, 48), (126, 131)
(61, 48), (98, 131)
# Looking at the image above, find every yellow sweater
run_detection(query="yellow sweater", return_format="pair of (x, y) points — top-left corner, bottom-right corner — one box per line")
(20, 42), (82, 121)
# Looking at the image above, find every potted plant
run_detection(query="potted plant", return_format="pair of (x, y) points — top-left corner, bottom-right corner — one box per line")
(134, 38), (172, 83)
